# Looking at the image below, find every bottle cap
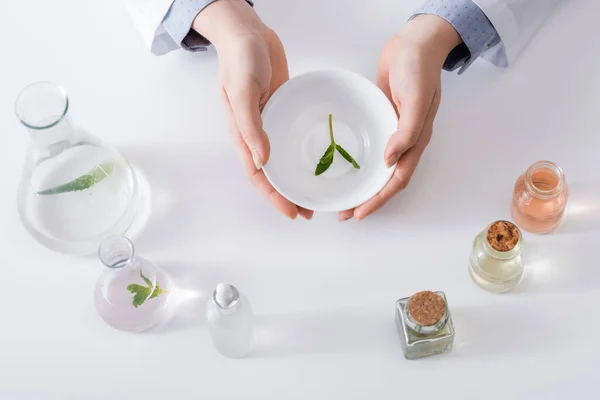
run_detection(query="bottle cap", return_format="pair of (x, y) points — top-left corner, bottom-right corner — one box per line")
(487, 221), (520, 252)
(408, 291), (446, 326)
(213, 283), (240, 312)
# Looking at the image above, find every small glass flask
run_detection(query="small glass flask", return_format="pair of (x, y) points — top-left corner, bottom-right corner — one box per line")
(94, 235), (171, 332)
(15, 82), (142, 254)
(395, 291), (455, 360)
(511, 160), (568, 234)
(469, 220), (525, 293)
(206, 283), (254, 358)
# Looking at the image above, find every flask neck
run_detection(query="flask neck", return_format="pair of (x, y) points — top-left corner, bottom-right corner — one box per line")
(98, 236), (137, 270)
(15, 82), (79, 150)
(524, 160), (565, 200)
(26, 116), (78, 150)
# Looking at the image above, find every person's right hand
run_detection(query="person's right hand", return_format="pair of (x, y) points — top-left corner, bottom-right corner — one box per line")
(193, 0), (313, 220)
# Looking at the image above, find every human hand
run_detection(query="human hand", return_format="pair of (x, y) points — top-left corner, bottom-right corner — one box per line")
(194, 0), (313, 220)
(339, 15), (462, 221)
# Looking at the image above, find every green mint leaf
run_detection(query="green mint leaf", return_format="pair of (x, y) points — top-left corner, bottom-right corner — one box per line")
(127, 283), (145, 294)
(132, 288), (152, 308)
(140, 270), (152, 287)
(328, 113), (335, 144)
(335, 145), (360, 169)
(37, 162), (115, 195)
(149, 284), (169, 299)
(315, 144), (335, 176)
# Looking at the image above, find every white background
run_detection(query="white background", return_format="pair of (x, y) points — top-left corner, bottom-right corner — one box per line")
(1, 0), (599, 398)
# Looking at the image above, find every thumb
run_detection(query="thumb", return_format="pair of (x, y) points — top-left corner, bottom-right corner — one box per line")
(226, 82), (270, 170)
(384, 90), (434, 167)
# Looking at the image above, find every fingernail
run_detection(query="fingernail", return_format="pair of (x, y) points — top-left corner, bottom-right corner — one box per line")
(301, 213), (312, 220)
(386, 152), (398, 168)
(339, 215), (351, 222)
(252, 150), (263, 170)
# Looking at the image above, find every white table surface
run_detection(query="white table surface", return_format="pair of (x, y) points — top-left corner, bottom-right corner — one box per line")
(1, 0), (599, 398)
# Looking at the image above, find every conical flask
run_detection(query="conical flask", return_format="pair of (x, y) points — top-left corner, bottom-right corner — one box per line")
(15, 82), (142, 254)
(95, 235), (171, 332)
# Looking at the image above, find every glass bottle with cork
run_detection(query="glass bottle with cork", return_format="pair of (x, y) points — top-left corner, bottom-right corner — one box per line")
(395, 290), (455, 360)
(469, 220), (525, 293)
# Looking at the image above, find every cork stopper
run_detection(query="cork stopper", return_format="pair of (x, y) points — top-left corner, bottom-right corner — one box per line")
(487, 221), (520, 252)
(408, 291), (446, 326)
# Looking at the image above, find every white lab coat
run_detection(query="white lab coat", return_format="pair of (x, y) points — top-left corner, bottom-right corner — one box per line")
(124, 0), (179, 55)
(126, 0), (563, 66)
(473, 0), (564, 67)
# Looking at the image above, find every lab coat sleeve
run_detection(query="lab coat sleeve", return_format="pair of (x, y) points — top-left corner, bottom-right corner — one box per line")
(124, 0), (178, 55)
(473, 0), (564, 67)
(124, 0), (254, 56)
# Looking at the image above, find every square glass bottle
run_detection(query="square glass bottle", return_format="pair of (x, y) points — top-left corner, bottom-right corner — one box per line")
(395, 291), (455, 360)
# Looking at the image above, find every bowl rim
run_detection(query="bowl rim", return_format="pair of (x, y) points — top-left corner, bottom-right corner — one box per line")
(261, 68), (398, 212)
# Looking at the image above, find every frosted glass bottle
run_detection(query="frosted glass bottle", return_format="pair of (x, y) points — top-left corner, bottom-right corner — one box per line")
(94, 235), (171, 332)
(14, 82), (142, 254)
(206, 283), (255, 358)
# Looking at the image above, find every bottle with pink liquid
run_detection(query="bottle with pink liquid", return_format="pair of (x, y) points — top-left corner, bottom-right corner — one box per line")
(511, 160), (568, 234)
(94, 235), (171, 332)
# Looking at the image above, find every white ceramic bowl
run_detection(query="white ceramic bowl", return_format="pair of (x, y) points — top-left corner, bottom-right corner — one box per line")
(262, 70), (397, 212)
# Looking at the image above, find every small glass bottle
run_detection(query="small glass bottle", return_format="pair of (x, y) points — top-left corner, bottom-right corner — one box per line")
(206, 283), (254, 359)
(94, 235), (171, 332)
(395, 290), (455, 360)
(469, 220), (525, 293)
(511, 160), (568, 234)
(15, 82), (142, 254)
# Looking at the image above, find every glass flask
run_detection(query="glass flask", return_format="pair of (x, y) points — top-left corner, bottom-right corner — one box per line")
(395, 290), (454, 360)
(511, 160), (568, 234)
(94, 235), (171, 332)
(469, 220), (525, 293)
(15, 82), (142, 254)
(206, 283), (255, 358)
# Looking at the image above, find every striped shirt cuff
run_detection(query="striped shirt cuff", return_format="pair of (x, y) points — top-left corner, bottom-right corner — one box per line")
(162, 0), (254, 52)
(411, 0), (501, 74)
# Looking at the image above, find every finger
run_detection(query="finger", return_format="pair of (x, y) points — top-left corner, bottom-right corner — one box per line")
(222, 93), (299, 219)
(384, 88), (437, 168)
(338, 209), (354, 222)
(298, 207), (314, 220)
(265, 30), (289, 101)
(377, 64), (393, 108)
(354, 94), (437, 220)
(234, 131), (299, 219)
(354, 144), (424, 220)
(226, 80), (270, 170)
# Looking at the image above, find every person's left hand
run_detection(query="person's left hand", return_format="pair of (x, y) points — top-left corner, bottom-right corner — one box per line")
(193, 0), (313, 220)
(339, 15), (462, 221)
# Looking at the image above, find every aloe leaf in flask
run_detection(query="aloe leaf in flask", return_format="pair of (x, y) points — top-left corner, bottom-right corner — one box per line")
(15, 82), (143, 254)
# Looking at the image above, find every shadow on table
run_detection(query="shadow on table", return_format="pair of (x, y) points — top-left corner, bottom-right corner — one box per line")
(506, 181), (600, 295)
(554, 181), (600, 235)
(119, 144), (260, 251)
(252, 308), (395, 358)
(149, 261), (242, 334)
(509, 233), (600, 295)
(451, 303), (566, 359)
